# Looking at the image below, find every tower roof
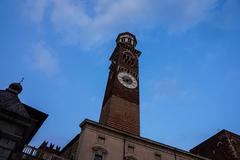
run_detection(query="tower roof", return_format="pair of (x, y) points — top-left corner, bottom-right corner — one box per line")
(7, 82), (23, 94)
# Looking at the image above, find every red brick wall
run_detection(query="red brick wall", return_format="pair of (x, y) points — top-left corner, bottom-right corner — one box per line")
(99, 43), (141, 136)
(100, 95), (140, 136)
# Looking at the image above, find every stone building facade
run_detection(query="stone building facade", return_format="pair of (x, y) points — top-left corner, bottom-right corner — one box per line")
(75, 119), (209, 160)
(0, 82), (48, 160)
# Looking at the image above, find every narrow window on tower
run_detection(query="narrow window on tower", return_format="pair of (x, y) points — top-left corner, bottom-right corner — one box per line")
(127, 55), (130, 65)
(130, 57), (135, 66)
(123, 53), (126, 59)
(125, 55), (129, 63)
(131, 40), (134, 45)
(123, 53), (135, 66)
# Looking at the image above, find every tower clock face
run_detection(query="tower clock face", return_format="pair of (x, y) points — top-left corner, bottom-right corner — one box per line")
(117, 72), (137, 89)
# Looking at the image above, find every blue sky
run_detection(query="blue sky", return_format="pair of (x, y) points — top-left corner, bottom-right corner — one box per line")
(1, 0), (240, 150)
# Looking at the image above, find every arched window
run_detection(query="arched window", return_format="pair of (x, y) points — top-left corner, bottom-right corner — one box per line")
(217, 141), (222, 147)
(123, 53), (135, 66)
(94, 154), (103, 160)
(131, 40), (134, 45)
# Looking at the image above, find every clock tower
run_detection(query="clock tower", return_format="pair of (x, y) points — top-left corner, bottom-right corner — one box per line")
(99, 32), (141, 136)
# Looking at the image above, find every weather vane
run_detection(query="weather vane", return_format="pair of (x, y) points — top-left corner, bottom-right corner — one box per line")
(19, 77), (24, 84)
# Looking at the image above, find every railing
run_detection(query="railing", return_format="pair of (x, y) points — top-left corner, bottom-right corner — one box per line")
(22, 145), (70, 160)
(22, 145), (39, 157)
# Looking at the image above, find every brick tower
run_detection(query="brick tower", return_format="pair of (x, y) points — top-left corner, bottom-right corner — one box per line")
(99, 32), (141, 136)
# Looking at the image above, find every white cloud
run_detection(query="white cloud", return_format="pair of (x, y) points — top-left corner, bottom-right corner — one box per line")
(24, 0), (49, 24)
(29, 42), (60, 76)
(152, 0), (218, 33)
(152, 79), (189, 100)
(25, 0), (219, 48)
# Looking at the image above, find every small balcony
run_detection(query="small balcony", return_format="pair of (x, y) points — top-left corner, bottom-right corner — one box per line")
(22, 145), (70, 160)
